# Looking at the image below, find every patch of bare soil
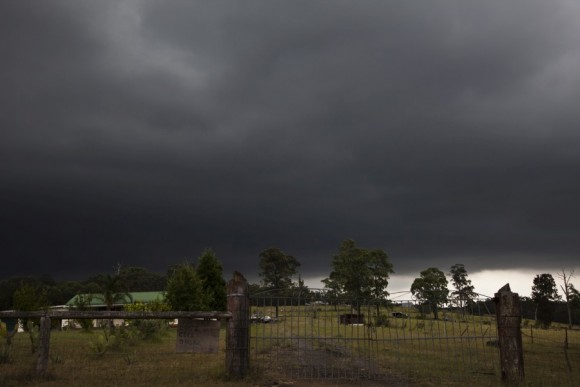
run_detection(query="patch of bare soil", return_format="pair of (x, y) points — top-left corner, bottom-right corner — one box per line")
(254, 339), (415, 387)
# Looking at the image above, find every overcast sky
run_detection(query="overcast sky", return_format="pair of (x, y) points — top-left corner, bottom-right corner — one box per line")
(2, 1), (579, 294)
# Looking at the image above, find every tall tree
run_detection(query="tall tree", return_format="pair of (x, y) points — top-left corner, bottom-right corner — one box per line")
(258, 247), (300, 318)
(557, 269), (575, 328)
(324, 239), (393, 316)
(321, 274), (343, 310)
(531, 273), (560, 328)
(91, 274), (132, 328)
(258, 247), (300, 290)
(165, 262), (207, 311)
(94, 274), (132, 311)
(196, 249), (227, 311)
(411, 267), (449, 320)
(449, 264), (476, 316)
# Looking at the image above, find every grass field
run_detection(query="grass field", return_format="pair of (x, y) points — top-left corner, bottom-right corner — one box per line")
(249, 303), (580, 386)
(1, 306), (579, 386)
(0, 326), (255, 387)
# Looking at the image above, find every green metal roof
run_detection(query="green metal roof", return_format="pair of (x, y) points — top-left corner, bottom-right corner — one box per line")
(65, 291), (166, 307)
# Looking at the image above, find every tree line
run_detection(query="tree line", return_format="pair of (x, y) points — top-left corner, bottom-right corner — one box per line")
(253, 240), (580, 328)
(1, 249), (228, 314)
(1, 240), (579, 328)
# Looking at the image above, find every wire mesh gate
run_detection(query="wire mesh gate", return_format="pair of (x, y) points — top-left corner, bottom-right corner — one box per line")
(249, 290), (501, 384)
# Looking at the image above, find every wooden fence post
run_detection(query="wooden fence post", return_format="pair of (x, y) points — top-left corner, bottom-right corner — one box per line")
(36, 315), (51, 376)
(494, 284), (524, 383)
(226, 271), (250, 378)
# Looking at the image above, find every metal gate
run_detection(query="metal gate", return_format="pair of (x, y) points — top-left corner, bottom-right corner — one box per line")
(249, 289), (499, 384)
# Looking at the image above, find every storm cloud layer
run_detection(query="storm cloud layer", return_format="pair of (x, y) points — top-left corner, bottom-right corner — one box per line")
(2, 1), (580, 281)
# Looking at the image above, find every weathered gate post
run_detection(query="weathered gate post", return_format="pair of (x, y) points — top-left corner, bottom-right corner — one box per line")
(226, 271), (250, 378)
(36, 315), (51, 376)
(494, 284), (524, 384)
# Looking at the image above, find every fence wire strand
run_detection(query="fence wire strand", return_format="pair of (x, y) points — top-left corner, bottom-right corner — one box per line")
(2, 294), (580, 386)
(248, 291), (579, 386)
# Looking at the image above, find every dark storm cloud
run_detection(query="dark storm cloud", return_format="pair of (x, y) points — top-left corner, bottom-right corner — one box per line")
(2, 1), (580, 282)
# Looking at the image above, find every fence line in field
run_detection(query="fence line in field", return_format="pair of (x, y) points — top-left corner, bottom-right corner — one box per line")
(0, 272), (250, 384)
(2, 276), (579, 385)
(248, 286), (579, 385)
(248, 291), (501, 384)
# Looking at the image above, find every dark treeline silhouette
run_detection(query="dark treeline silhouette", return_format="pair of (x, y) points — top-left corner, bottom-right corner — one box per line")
(0, 266), (167, 311)
(473, 297), (580, 327)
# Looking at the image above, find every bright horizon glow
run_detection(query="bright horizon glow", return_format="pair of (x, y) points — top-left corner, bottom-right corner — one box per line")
(303, 268), (578, 301)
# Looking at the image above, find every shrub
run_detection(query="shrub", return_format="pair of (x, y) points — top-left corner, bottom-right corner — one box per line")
(375, 314), (390, 327)
(124, 300), (170, 341)
(88, 326), (137, 356)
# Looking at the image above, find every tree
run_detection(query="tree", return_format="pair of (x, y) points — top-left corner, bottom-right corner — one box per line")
(91, 274), (132, 329)
(12, 282), (48, 331)
(258, 247), (300, 318)
(165, 262), (208, 311)
(258, 247), (301, 290)
(324, 239), (393, 316)
(71, 294), (95, 331)
(117, 266), (166, 292)
(411, 267), (449, 320)
(94, 274), (132, 311)
(531, 273), (560, 328)
(557, 269), (575, 328)
(196, 249), (227, 311)
(321, 275), (343, 310)
(570, 284), (580, 319)
(47, 280), (83, 306)
(293, 274), (312, 304)
(449, 264), (476, 316)
(13, 282), (47, 312)
(0, 276), (54, 310)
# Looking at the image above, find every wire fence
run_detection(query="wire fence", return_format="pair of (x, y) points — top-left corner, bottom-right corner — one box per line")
(1, 288), (579, 386)
(521, 324), (580, 385)
(249, 290), (580, 386)
(0, 317), (229, 386)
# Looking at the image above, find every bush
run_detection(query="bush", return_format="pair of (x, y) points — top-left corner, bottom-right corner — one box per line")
(0, 328), (11, 364)
(124, 300), (170, 341)
(130, 319), (167, 341)
(88, 326), (138, 356)
(375, 314), (390, 327)
(166, 263), (208, 311)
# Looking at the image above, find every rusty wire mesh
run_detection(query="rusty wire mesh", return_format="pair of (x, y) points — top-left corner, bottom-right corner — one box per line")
(249, 290), (579, 386)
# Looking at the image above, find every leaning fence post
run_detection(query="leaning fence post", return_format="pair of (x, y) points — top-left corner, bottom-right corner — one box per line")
(226, 271), (250, 378)
(494, 284), (524, 383)
(36, 315), (51, 376)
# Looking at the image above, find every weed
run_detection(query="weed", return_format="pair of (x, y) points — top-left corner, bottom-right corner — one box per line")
(25, 321), (39, 354)
(50, 353), (64, 364)
(0, 342), (11, 364)
(375, 314), (390, 327)
(123, 350), (138, 365)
